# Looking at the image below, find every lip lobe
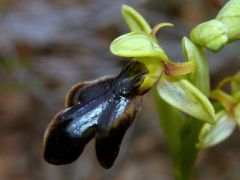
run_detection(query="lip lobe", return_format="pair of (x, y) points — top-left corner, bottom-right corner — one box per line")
(43, 61), (148, 168)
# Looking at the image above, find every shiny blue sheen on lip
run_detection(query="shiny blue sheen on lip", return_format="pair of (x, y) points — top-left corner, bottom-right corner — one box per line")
(114, 97), (129, 120)
(66, 95), (129, 137)
(43, 60), (149, 168)
(66, 101), (108, 137)
(97, 96), (129, 129)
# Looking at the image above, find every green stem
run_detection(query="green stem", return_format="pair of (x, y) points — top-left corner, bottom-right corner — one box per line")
(176, 120), (203, 180)
(154, 87), (203, 180)
(154, 45), (210, 179)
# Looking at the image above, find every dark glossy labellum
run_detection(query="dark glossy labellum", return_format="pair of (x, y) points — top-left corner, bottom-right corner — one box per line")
(43, 61), (149, 168)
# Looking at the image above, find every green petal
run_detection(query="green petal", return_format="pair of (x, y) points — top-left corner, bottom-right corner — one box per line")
(197, 111), (236, 149)
(121, 5), (151, 33)
(137, 58), (163, 91)
(110, 32), (169, 61)
(151, 23), (174, 37)
(157, 76), (215, 123)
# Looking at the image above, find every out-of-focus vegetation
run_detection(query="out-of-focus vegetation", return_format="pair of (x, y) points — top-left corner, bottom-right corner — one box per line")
(0, 0), (240, 180)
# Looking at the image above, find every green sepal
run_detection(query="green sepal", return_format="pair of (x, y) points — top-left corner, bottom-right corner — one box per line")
(182, 37), (210, 96)
(110, 32), (169, 61)
(197, 111), (236, 149)
(121, 5), (151, 33)
(157, 76), (216, 123)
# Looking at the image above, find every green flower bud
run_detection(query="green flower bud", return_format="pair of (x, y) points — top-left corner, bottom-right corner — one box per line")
(190, 19), (228, 51)
(190, 0), (240, 51)
(216, 0), (240, 41)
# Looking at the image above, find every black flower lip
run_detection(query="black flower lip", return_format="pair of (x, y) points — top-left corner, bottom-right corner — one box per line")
(43, 61), (149, 168)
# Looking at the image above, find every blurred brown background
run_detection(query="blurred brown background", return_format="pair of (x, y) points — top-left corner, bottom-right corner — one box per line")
(0, 0), (240, 179)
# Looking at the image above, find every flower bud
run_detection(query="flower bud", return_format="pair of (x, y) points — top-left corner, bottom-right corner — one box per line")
(190, 19), (228, 51)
